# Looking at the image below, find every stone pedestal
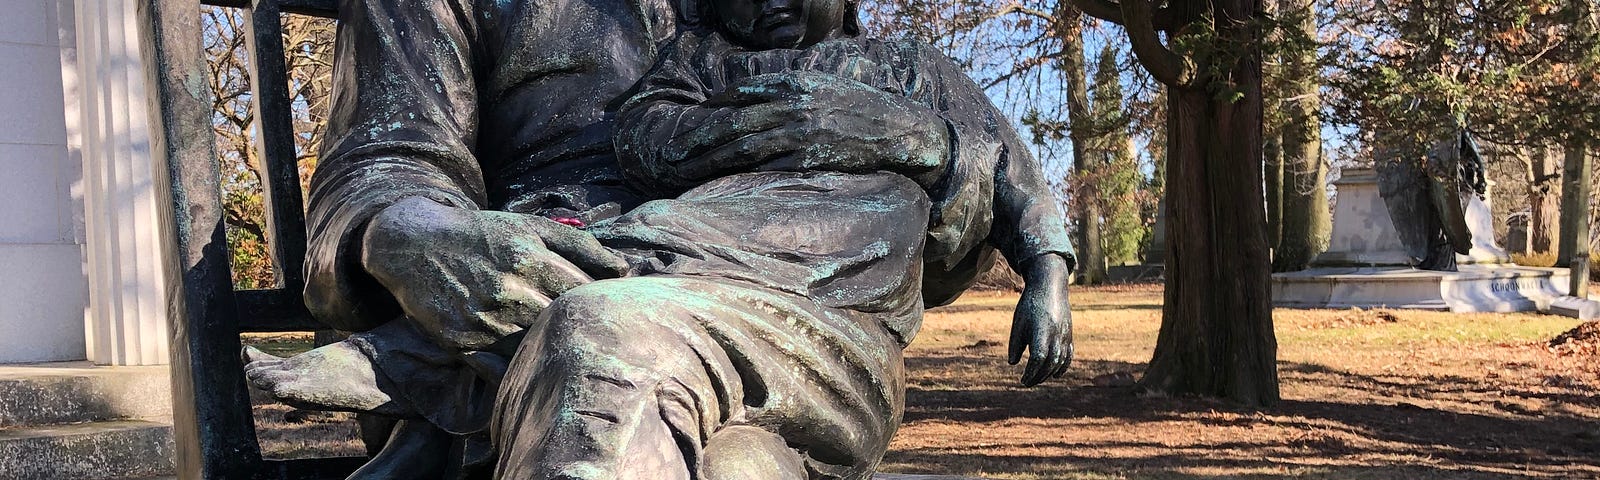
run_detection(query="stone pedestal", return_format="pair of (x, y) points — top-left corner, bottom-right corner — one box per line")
(1310, 168), (1412, 266)
(1273, 265), (1567, 312)
(1143, 198), (1167, 265)
(1274, 168), (1557, 312)
(1311, 168), (1511, 267)
(1125, 197), (1166, 282)
(1550, 296), (1600, 320)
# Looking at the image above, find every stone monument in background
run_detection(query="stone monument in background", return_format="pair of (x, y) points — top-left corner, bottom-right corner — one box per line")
(1273, 166), (1566, 312)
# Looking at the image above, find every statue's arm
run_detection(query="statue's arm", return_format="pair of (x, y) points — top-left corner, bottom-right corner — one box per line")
(988, 109), (1077, 273)
(915, 43), (1075, 385)
(906, 43), (1074, 272)
(612, 35), (741, 193)
(304, 0), (487, 331)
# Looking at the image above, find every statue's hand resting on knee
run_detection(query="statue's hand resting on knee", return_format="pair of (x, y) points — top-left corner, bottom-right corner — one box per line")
(1009, 253), (1074, 387)
(360, 197), (631, 353)
(243, 197), (633, 415)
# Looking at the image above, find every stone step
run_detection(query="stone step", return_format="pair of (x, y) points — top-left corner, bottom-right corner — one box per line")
(1550, 295), (1600, 320)
(0, 420), (174, 479)
(1272, 265), (1568, 313)
(0, 362), (170, 428)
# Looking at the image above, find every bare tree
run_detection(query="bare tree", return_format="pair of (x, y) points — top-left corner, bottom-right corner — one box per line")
(202, 8), (335, 288)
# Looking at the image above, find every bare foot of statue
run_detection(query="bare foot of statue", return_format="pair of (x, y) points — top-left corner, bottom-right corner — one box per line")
(241, 345), (284, 368)
(242, 343), (407, 416)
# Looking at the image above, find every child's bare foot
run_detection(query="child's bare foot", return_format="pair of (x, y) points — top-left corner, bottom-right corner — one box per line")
(242, 343), (407, 416)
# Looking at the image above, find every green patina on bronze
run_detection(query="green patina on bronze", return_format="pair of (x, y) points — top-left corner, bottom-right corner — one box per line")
(241, 0), (1077, 478)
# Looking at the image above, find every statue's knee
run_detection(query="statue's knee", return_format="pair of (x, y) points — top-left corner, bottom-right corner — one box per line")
(541, 282), (630, 332)
(699, 426), (806, 480)
(538, 279), (682, 358)
(545, 278), (682, 325)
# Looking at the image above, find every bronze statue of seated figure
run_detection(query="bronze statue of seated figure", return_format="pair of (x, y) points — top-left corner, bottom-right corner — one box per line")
(242, 0), (1074, 477)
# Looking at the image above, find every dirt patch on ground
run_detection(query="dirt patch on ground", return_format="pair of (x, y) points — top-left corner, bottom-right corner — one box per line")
(251, 283), (1600, 479)
(1293, 307), (1401, 329)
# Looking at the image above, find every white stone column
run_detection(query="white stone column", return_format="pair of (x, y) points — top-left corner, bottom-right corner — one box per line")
(72, 0), (170, 366)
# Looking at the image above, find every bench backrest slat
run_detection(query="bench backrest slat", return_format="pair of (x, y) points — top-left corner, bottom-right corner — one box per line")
(147, 1), (362, 477)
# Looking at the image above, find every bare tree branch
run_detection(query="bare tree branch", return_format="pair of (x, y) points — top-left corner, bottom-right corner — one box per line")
(995, 3), (1052, 23)
(982, 49), (1068, 89)
(1119, 0), (1194, 87)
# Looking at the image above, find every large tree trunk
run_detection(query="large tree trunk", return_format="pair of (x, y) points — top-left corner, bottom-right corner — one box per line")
(1558, 139), (1592, 296)
(1137, 0), (1279, 407)
(1270, 0), (1329, 272)
(1060, 6), (1105, 284)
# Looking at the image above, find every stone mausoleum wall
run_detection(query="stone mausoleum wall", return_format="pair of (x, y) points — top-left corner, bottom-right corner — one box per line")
(0, 0), (87, 364)
(0, 3), (178, 475)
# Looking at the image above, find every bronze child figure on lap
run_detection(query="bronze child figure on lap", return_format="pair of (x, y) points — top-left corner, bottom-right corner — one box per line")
(496, 0), (1078, 476)
(615, 0), (1077, 383)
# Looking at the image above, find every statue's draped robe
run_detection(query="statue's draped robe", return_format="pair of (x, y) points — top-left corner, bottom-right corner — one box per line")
(308, 0), (680, 440)
(308, 0), (679, 335)
(304, 0), (1070, 478)
(612, 32), (1076, 305)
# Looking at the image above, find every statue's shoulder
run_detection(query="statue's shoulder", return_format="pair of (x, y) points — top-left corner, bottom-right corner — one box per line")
(845, 36), (961, 72)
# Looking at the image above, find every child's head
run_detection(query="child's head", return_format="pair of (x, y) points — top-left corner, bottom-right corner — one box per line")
(705, 0), (859, 49)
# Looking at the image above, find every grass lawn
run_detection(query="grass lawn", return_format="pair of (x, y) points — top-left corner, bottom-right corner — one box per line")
(248, 283), (1600, 479)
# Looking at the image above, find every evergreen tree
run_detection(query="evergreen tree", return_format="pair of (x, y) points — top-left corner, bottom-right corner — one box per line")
(1269, 0), (1328, 272)
(1089, 45), (1146, 265)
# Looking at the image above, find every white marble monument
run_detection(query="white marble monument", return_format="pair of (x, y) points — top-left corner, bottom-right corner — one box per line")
(1272, 168), (1567, 312)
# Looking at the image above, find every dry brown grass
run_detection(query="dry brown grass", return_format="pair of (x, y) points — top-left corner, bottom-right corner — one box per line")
(249, 285), (1600, 479)
(884, 284), (1600, 479)
(252, 401), (363, 459)
(1512, 252), (1559, 268)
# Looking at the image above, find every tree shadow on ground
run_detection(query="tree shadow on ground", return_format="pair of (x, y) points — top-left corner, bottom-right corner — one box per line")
(888, 356), (1600, 479)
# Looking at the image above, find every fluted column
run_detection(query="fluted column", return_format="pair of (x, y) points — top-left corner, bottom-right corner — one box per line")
(74, 0), (170, 366)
